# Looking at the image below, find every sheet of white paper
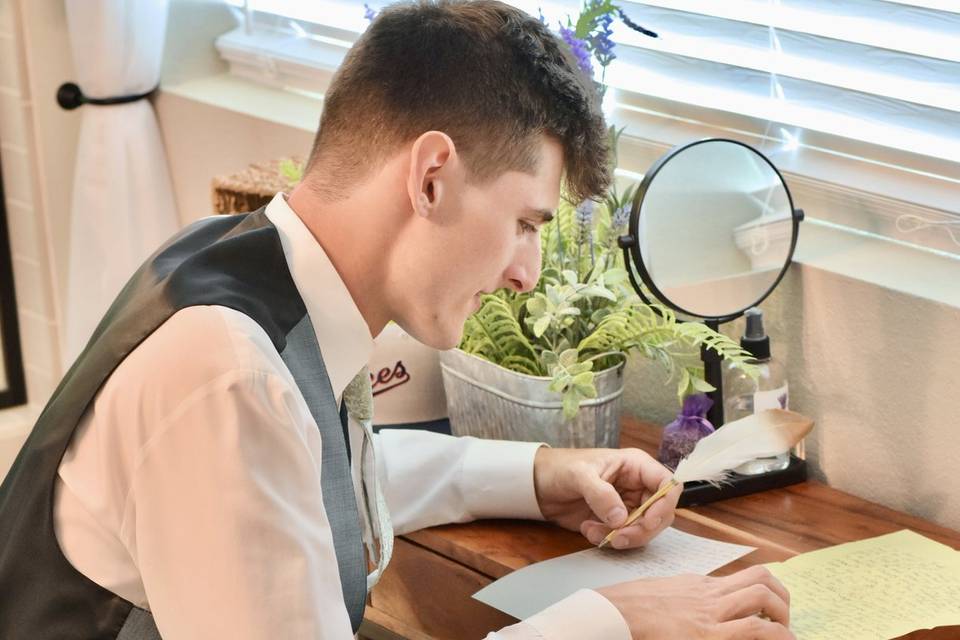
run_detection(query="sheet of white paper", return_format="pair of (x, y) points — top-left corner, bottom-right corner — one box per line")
(473, 526), (756, 620)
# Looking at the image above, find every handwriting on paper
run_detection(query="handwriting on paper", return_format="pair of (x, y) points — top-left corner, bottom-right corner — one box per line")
(473, 527), (755, 620)
(766, 530), (960, 640)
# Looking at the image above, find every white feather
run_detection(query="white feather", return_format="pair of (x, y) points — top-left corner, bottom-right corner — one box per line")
(673, 409), (814, 486)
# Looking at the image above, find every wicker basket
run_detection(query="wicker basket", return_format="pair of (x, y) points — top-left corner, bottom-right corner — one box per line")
(439, 348), (624, 448)
(211, 157), (304, 214)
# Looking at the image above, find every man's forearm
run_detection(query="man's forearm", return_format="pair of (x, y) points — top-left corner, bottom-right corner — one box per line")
(375, 429), (545, 534)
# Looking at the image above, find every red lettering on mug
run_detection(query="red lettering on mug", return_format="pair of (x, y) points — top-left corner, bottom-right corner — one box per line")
(370, 360), (411, 396)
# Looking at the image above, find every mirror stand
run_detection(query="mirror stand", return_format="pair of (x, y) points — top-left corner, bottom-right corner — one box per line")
(675, 318), (809, 507)
(702, 318), (724, 428)
(620, 137), (810, 507)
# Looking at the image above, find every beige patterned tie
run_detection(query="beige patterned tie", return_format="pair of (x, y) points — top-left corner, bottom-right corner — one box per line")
(343, 367), (393, 590)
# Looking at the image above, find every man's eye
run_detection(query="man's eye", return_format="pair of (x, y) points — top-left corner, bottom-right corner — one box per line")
(519, 220), (537, 234)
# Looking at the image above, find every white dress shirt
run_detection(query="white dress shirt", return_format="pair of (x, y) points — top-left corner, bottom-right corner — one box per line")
(53, 193), (630, 640)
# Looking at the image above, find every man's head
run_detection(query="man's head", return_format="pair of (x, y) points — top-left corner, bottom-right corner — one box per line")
(294, 0), (610, 349)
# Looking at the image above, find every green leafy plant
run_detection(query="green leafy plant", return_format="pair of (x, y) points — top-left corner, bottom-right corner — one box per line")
(460, 128), (757, 418)
(278, 158), (304, 187)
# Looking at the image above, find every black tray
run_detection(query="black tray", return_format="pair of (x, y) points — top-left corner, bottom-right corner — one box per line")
(678, 455), (807, 507)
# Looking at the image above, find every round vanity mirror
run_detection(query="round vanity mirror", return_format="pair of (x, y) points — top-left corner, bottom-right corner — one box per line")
(619, 139), (803, 322)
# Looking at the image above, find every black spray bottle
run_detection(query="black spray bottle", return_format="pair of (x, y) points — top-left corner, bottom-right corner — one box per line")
(723, 307), (794, 474)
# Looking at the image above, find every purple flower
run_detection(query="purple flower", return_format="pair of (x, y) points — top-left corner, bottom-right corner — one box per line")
(575, 200), (597, 266)
(575, 199), (596, 254)
(612, 204), (630, 229)
(589, 13), (616, 66)
(537, 7), (547, 25)
(575, 199), (595, 228)
(363, 3), (376, 21)
(559, 25), (594, 77)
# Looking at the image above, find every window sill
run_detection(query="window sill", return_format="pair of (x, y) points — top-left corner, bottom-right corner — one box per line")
(794, 219), (960, 308)
(159, 73), (960, 310)
(162, 73), (322, 132)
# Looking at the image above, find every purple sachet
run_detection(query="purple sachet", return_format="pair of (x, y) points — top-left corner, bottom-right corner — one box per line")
(657, 394), (715, 471)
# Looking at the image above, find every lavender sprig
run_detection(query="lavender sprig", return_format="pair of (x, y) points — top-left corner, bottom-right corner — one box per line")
(575, 199), (596, 234)
(612, 204), (630, 230)
(363, 3), (377, 21)
(559, 26), (594, 77)
(589, 12), (616, 68)
(575, 199), (597, 271)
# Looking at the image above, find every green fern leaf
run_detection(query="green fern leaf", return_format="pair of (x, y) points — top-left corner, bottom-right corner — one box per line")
(459, 294), (543, 375)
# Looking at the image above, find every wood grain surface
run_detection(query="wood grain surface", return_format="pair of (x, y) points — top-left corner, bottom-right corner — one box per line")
(369, 415), (960, 639)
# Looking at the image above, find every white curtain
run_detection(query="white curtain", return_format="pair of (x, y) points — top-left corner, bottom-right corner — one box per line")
(62, 0), (179, 369)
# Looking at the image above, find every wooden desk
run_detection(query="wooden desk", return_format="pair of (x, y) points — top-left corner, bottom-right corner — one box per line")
(363, 416), (960, 640)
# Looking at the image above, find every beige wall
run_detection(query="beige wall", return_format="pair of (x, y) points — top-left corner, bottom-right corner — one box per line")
(623, 264), (960, 531)
(0, 0), (70, 404)
(6, 0), (78, 336)
(0, 0), (71, 472)
(162, 0), (233, 87)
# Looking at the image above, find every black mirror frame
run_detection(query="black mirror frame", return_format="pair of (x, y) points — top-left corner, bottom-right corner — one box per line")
(618, 137), (803, 325)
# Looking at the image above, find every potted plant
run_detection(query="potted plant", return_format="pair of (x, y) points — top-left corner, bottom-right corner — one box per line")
(436, 1), (757, 448)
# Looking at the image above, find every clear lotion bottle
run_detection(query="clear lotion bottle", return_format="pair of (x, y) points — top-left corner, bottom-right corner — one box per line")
(723, 308), (792, 474)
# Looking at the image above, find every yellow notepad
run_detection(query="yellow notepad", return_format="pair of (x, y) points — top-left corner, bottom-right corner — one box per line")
(765, 529), (960, 640)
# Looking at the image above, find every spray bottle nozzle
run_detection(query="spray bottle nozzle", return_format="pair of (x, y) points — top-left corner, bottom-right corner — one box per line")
(744, 307), (766, 340)
(741, 307), (771, 360)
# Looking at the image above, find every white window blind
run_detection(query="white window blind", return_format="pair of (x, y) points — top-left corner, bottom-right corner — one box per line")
(615, 1), (960, 158)
(217, 0), (960, 255)
(606, 0), (960, 255)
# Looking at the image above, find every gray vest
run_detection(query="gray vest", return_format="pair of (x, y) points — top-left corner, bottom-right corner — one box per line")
(0, 208), (367, 637)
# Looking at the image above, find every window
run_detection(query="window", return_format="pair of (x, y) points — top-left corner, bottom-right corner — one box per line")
(217, 0), (960, 256)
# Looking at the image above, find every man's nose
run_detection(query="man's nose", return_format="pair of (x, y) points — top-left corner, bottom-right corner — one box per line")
(503, 244), (542, 293)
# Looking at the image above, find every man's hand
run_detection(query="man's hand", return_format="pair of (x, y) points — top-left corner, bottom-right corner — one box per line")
(532, 447), (682, 548)
(597, 566), (794, 639)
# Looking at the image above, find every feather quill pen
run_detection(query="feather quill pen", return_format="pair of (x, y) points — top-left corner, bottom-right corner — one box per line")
(598, 409), (814, 548)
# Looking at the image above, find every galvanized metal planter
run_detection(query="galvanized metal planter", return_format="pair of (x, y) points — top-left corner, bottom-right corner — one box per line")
(439, 348), (625, 448)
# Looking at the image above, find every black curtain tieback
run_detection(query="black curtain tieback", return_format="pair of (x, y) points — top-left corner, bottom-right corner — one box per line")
(56, 82), (158, 110)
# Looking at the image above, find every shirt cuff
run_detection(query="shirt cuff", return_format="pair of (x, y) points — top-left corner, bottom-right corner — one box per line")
(460, 437), (546, 521)
(524, 589), (631, 640)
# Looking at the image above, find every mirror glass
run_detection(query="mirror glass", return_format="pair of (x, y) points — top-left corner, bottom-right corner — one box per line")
(635, 140), (795, 319)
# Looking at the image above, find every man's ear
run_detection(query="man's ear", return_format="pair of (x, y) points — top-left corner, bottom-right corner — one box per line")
(406, 131), (458, 218)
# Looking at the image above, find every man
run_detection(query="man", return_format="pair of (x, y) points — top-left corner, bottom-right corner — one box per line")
(0, 1), (793, 638)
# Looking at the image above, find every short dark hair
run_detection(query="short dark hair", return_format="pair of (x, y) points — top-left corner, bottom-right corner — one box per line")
(305, 0), (610, 203)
